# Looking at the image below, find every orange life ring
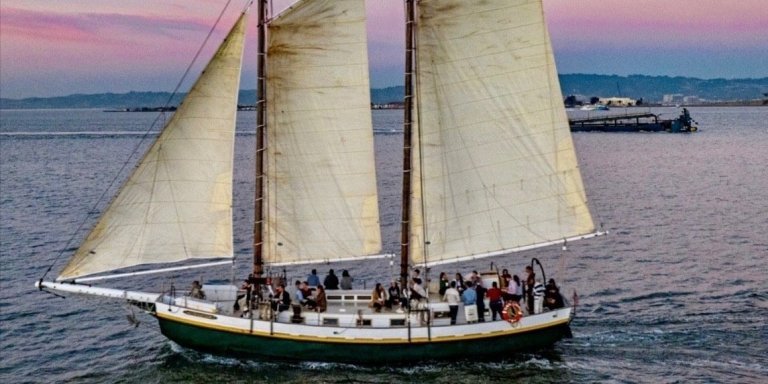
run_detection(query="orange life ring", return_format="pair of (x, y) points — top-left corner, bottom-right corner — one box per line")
(502, 301), (523, 323)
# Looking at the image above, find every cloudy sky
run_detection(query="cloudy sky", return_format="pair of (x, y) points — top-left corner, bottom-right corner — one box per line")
(1, 0), (766, 99)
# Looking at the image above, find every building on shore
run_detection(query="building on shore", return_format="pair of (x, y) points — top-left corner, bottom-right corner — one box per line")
(599, 97), (637, 107)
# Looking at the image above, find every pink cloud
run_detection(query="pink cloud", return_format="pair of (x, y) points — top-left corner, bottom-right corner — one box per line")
(544, 0), (768, 47)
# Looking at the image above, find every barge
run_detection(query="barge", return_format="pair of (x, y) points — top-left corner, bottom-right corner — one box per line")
(570, 108), (697, 133)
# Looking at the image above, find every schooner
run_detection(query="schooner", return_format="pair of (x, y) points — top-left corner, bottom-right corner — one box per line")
(36, 0), (605, 363)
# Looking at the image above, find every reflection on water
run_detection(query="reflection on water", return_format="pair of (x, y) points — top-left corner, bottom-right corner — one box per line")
(1, 107), (767, 382)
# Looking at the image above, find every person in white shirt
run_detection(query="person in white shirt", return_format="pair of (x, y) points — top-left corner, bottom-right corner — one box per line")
(443, 281), (461, 325)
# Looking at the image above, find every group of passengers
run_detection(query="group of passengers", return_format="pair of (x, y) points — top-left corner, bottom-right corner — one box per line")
(228, 265), (564, 323)
(439, 266), (565, 324)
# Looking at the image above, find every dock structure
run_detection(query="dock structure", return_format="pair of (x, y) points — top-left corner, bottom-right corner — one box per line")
(570, 109), (697, 133)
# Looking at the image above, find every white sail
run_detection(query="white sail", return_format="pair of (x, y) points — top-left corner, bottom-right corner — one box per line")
(410, 0), (596, 266)
(264, 0), (382, 264)
(58, 14), (248, 281)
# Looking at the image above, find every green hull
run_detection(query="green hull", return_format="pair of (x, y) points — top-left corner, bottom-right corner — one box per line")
(157, 316), (572, 364)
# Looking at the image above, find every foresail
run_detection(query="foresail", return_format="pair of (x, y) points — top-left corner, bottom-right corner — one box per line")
(58, 14), (248, 281)
(265, 0), (382, 265)
(410, 0), (596, 266)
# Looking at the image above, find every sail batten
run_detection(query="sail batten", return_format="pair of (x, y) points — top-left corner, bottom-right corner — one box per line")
(264, 0), (382, 265)
(410, 0), (596, 265)
(57, 14), (248, 281)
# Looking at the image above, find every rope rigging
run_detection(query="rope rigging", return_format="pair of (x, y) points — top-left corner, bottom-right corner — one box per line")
(39, 0), (240, 283)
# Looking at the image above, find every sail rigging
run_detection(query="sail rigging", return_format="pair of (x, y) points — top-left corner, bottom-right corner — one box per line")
(35, 0), (598, 363)
(408, 0), (597, 266)
(57, 14), (248, 281)
(263, 0), (382, 265)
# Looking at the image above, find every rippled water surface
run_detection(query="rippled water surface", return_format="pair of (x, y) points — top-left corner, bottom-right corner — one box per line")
(1, 107), (767, 383)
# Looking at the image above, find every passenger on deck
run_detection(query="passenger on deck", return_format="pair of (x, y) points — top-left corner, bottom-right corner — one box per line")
(500, 268), (512, 289)
(443, 281), (460, 325)
(487, 281), (503, 321)
(272, 284), (291, 312)
(298, 281), (316, 309)
(410, 269), (427, 303)
(189, 280), (205, 299)
(454, 273), (465, 294)
(461, 281), (476, 306)
(470, 270), (480, 284)
(438, 272), (449, 296)
(544, 278), (564, 310)
(324, 269), (339, 290)
(235, 274), (256, 312)
(475, 280), (486, 322)
(524, 266), (536, 314)
(533, 280), (545, 314)
(314, 285), (327, 313)
(294, 280), (304, 303)
(340, 270), (353, 290)
(306, 269), (320, 287)
(508, 274), (522, 304)
(387, 281), (403, 312)
(369, 283), (387, 312)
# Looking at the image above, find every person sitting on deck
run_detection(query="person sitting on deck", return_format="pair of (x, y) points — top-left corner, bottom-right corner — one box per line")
(340, 270), (353, 290)
(306, 269), (321, 287)
(314, 285), (327, 313)
(324, 269), (339, 290)
(410, 270), (427, 303)
(544, 278), (565, 310)
(272, 284), (291, 312)
(387, 281), (403, 312)
(369, 283), (387, 313)
(295, 281), (316, 309)
(189, 281), (205, 300)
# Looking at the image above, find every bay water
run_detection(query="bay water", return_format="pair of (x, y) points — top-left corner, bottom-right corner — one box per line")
(1, 107), (766, 383)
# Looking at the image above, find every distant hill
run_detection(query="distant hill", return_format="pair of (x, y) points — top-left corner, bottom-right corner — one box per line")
(559, 74), (768, 103)
(2, 75), (766, 109)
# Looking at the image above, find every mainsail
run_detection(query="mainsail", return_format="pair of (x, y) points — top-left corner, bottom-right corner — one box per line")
(409, 0), (596, 266)
(264, 0), (382, 265)
(58, 14), (248, 281)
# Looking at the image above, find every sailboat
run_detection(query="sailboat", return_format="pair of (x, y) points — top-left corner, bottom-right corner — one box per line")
(36, 0), (606, 363)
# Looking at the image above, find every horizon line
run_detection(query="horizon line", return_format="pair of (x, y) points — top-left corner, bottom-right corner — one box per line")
(2, 73), (767, 101)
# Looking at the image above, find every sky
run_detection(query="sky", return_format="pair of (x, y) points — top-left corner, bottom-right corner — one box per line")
(1, 0), (766, 99)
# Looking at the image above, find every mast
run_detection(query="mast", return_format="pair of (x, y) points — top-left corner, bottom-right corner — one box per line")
(400, 0), (415, 287)
(253, 0), (267, 278)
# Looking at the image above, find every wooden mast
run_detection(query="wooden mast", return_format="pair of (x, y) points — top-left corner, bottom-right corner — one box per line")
(253, 0), (267, 279)
(400, 0), (415, 287)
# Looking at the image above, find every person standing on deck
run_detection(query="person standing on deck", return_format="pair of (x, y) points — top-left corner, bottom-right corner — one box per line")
(461, 281), (476, 307)
(454, 273), (465, 294)
(443, 281), (461, 325)
(487, 281), (503, 321)
(438, 272), (449, 296)
(525, 266), (536, 314)
(475, 280), (487, 322)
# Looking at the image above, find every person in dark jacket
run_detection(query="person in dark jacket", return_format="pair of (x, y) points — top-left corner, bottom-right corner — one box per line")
(324, 269), (339, 290)
(544, 278), (564, 310)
